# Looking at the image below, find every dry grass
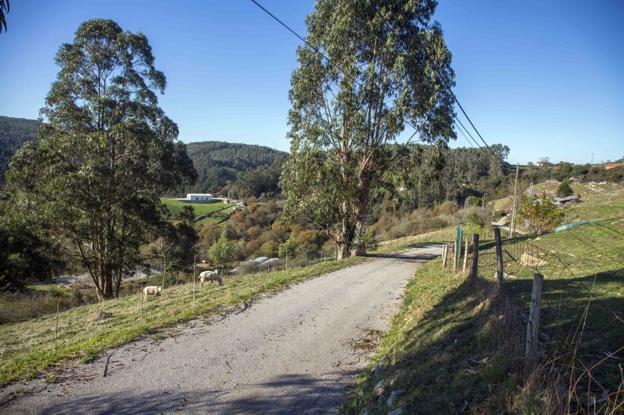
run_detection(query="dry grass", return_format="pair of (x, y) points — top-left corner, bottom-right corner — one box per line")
(0, 256), (365, 385)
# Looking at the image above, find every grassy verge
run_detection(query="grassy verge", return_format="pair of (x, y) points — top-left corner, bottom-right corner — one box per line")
(0, 256), (365, 386)
(345, 218), (624, 414)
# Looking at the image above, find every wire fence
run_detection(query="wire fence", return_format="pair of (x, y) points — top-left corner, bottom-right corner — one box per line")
(441, 219), (624, 412)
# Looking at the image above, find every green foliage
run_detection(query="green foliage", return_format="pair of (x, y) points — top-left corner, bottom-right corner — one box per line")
(0, 218), (63, 292)
(232, 155), (286, 198)
(5, 19), (196, 299)
(556, 179), (574, 197)
(282, 0), (455, 259)
(0, 116), (40, 186)
(178, 205), (195, 225)
(393, 144), (510, 211)
(208, 228), (234, 267)
(464, 195), (482, 207)
(278, 238), (297, 259)
(517, 193), (563, 235)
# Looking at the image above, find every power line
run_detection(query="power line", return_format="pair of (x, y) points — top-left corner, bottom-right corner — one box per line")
(249, 0), (430, 147)
(456, 118), (482, 149)
(455, 124), (477, 148)
(249, 0), (500, 162)
(452, 92), (491, 150)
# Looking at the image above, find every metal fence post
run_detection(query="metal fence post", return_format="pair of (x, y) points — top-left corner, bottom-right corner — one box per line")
(469, 234), (479, 281)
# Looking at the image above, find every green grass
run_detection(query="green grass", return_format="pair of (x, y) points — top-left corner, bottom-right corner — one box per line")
(533, 180), (624, 222)
(0, 257), (365, 386)
(345, 186), (624, 414)
(160, 198), (233, 224)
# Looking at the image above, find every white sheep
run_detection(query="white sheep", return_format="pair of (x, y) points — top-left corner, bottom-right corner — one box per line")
(143, 285), (162, 301)
(199, 270), (223, 287)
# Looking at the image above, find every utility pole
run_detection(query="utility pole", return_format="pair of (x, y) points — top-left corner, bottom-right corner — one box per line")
(509, 164), (520, 238)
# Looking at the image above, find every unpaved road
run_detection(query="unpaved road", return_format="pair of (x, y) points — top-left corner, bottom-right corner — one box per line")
(1, 246), (441, 414)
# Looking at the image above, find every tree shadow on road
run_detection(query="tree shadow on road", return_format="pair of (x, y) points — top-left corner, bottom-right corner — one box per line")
(37, 370), (359, 415)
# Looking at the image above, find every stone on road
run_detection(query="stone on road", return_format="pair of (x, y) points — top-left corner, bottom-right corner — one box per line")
(2, 246), (441, 414)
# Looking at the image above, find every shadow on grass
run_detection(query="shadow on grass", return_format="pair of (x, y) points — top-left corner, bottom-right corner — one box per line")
(347, 267), (624, 414)
(31, 370), (358, 414)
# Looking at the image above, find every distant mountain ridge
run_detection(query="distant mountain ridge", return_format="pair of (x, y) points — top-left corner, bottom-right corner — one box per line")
(183, 141), (287, 196)
(0, 115), (286, 195)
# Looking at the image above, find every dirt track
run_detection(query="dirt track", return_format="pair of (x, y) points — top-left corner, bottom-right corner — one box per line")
(1, 246), (441, 414)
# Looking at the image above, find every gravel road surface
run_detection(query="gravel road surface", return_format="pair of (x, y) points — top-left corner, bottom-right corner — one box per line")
(1, 245), (441, 414)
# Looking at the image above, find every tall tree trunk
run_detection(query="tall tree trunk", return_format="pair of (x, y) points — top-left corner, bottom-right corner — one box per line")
(351, 217), (367, 257)
(336, 213), (356, 260)
(336, 242), (350, 260)
(97, 261), (114, 300)
(351, 177), (372, 257)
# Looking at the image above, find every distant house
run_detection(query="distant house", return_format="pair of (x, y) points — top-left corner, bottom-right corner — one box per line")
(554, 195), (580, 208)
(177, 193), (215, 203)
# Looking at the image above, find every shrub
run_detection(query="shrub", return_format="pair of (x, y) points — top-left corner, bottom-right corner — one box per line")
(517, 194), (563, 235)
(464, 195), (482, 207)
(435, 200), (458, 216)
(457, 207), (491, 228)
(556, 180), (574, 197)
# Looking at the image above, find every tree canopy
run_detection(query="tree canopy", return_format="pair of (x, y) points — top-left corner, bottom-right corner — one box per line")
(6, 19), (196, 299)
(281, 0), (455, 258)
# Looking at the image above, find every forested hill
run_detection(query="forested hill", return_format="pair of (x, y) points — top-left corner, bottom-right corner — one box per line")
(0, 115), (287, 196)
(181, 141), (288, 197)
(0, 116), (41, 186)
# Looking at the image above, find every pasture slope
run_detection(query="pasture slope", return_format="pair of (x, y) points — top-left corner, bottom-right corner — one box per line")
(345, 181), (624, 414)
(160, 198), (233, 224)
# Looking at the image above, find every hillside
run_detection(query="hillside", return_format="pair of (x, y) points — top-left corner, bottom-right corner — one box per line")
(346, 181), (624, 414)
(0, 116), (287, 196)
(0, 116), (41, 186)
(183, 141), (287, 197)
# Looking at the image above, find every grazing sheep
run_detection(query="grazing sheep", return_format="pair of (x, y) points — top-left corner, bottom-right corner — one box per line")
(143, 285), (162, 300)
(199, 270), (223, 286)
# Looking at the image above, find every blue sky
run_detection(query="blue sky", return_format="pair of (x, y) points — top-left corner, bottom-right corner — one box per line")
(0, 0), (622, 164)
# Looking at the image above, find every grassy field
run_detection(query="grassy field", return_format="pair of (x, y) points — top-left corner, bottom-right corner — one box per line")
(345, 183), (624, 414)
(160, 198), (233, 224)
(0, 257), (365, 386)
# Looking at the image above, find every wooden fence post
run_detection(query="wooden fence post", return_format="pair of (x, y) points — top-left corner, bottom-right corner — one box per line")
(469, 234), (479, 281)
(442, 244), (448, 269)
(526, 273), (543, 360)
(462, 238), (469, 272)
(494, 227), (504, 288)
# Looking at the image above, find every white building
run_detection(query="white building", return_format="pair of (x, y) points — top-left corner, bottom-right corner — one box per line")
(179, 193), (215, 202)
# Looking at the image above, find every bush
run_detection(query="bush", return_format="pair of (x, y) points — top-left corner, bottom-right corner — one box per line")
(517, 194), (563, 235)
(435, 200), (458, 216)
(456, 207), (492, 228)
(556, 180), (574, 197)
(464, 196), (482, 207)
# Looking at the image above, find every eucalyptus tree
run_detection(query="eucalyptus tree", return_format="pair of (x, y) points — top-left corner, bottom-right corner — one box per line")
(6, 19), (196, 299)
(281, 0), (456, 258)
